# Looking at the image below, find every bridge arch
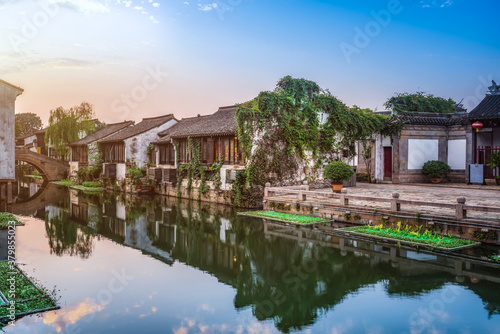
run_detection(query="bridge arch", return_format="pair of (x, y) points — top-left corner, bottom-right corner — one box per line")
(15, 148), (69, 182)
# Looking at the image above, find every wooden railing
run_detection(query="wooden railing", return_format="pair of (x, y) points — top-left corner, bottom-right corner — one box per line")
(263, 184), (500, 220)
(474, 145), (499, 178)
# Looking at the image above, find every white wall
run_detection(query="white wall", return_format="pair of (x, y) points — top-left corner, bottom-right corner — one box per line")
(69, 161), (79, 177)
(447, 139), (466, 170)
(408, 139), (439, 170)
(0, 82), (22, 180)
(125, 119), (177, 168)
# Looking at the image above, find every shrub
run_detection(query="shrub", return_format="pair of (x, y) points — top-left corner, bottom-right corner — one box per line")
(487, 152), (500, 171)
(127, 164), (145, 185)
(421, 160), (451, 178)
(323, 161), (355, 183)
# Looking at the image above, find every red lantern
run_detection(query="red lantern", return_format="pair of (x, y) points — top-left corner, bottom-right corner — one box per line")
(472, 121), (483, 132)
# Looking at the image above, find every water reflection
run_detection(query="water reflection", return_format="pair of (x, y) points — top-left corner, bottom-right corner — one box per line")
(38, 189), (500, 333)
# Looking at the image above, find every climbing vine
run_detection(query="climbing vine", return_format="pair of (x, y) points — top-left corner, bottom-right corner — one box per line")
(235, 75), (403, 202)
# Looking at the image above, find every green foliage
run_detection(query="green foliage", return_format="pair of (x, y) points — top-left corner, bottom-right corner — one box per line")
(127, 164), (145, 185)
(385, 92), (456, 114)
(343, 224), (479, 249)
(0, 262), (58, 319)
(45, 102), (96, 160)
(208, 159), (223, 191)
(15, 112), (43, 137)
(323, 161), (355, 182)
(421, 160), (451, 178)
(240, 211), (329, 224)
(82, 181), (102, 188)
(236, 76), (402, 195)
(486, 152), (500, 170)
(0, 213), (21, 227)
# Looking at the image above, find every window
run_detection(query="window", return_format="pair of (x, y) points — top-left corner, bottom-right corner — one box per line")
(102, 143), (125, 163)
(72, 146), (88, 163)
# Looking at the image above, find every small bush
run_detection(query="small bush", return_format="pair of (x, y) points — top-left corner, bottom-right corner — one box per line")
(421, 160), (451, 178)
(82, 181), (102, 188)
(487, 152), (500, 170)
(323, 161), (355, 183)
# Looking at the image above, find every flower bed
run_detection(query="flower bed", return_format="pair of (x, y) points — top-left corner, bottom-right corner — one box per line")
(339, 223), (479, 250)
(0, 262), (59, 326)
(239, 211), (329, 224)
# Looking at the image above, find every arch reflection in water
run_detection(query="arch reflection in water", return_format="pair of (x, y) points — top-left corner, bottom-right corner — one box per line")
(39, 190), (500, 333)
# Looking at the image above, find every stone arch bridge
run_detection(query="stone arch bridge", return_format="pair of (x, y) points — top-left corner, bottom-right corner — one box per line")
(15, 148), (69, 181)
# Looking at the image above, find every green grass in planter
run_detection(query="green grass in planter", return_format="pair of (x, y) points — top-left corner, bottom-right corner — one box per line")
(51, 180), (76, 187)
(341, 223), (479, 249)
(0, 213), (22, 228)
(491, 254), (500, 262)
(239, 211), (329, 224)
(0, 261), (59, 324)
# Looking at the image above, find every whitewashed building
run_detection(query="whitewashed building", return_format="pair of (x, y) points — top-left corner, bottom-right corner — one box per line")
(99, 114), (177, 180)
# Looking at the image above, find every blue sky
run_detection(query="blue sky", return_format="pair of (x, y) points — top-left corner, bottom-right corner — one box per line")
(1, 0), (499, 124)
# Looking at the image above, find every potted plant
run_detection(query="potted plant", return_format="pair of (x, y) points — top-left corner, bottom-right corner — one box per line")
(486, 152), (500, 185)
(421, 160), (451, 183)
(323, 161), (355, 192)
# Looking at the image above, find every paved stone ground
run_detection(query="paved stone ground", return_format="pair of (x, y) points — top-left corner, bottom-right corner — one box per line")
(315, 183), (500, 221)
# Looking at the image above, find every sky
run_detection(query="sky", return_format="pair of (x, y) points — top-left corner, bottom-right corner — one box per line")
(1, 0), (500, 125)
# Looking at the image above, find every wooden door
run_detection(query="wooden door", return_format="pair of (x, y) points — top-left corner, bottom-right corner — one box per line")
(384, 147), (392, 179)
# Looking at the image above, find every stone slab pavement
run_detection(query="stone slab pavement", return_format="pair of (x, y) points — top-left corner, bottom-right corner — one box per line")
(315, 183), (500, 221)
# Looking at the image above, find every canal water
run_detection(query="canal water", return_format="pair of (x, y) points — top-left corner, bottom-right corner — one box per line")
(3, 184), (500, 333)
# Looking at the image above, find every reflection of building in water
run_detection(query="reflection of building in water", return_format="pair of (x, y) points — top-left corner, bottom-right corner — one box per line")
(46, 191), (500, 332)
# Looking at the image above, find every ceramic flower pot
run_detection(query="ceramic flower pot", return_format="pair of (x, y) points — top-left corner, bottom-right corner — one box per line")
(431, 177), (442, 184)
(331, 182), (343, 193)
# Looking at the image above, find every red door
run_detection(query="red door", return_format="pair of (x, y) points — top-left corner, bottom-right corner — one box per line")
(384, 147), (392, 179)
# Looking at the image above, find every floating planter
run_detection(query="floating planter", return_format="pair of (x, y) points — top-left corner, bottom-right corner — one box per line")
(0, 213), (23, 228)
(339, 223), (480, 250)
(0, 262), (59, 327)
(239, 211), (329, 225)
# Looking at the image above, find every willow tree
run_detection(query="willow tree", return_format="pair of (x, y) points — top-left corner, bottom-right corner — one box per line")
(235, 76), (401, 206)
(45, 102), (97, 160)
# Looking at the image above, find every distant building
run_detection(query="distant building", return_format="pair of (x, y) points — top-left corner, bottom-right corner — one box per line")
(99, 114), (177, 180)
(0, 79), (23, 209)
(468, 80), (500, 180)
(15, 128), (47, 155)
(152, 106), (244, 194)
(68, 121), (134, 176)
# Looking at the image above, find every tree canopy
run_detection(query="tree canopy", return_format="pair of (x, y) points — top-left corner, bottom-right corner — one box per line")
(45, 102), (97, 160)
(15, 112), (43, 137)
(384, 92), (457, 114)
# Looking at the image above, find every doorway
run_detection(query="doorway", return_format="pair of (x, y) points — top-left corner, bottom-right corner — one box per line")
(384, 147), (392, 181)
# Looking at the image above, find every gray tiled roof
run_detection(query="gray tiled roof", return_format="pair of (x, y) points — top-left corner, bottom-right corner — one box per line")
(398, 112), (469, 126)
(155, 106), (237, 144)
(68, 121), (134, 146)
(468, 95), (500, 120)
(99, 114), (176, 143)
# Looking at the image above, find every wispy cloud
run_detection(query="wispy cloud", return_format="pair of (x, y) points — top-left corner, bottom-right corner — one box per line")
(198, 3), (218, 11)
(418, 0), (454, 8)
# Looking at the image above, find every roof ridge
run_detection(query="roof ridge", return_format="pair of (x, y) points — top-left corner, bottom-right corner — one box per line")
(218, 105), (236, 110)
(142, 114), (174, 121)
